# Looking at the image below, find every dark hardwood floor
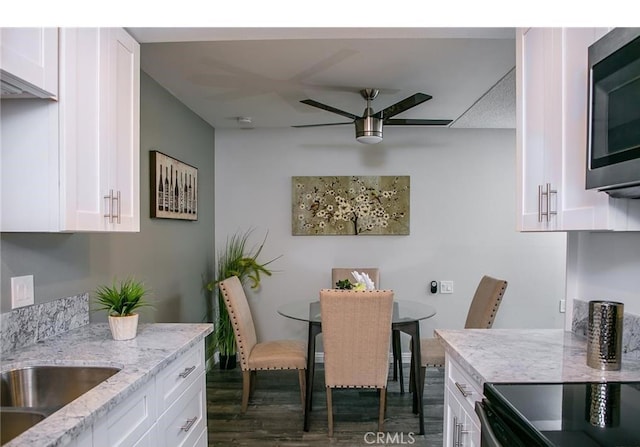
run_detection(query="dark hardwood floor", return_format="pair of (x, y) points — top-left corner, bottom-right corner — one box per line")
(206, 364), (444, 446)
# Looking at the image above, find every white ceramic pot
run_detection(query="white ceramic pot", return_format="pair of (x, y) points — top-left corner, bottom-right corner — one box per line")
(108, 314), (139, 340)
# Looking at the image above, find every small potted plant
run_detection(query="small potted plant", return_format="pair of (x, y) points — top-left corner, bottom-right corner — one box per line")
(94, 277), (151, 340)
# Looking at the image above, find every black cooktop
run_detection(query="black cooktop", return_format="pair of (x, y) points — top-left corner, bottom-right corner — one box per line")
(484, 381), (640, 447)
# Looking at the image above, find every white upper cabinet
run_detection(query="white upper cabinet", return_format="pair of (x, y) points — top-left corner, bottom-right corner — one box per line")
(0, 28), (140, 232)
(1, 28), (58, 98)
(59, 28), (140, 232)
(516, 27), (640, 232)
(517, 27), (562, 231)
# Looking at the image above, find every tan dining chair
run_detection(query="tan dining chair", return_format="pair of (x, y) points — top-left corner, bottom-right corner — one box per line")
(320, 288), (394, 436)
(415, 275), (508, 395)
(218, 275), (307, 413)
(331, 268), (404, 391)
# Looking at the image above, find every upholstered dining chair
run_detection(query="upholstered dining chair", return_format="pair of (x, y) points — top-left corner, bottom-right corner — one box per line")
(218, 275), (307, 413)
(331, 268), (404, 391)
(415, 275), (508, 395)
(320, 288), (394, 436)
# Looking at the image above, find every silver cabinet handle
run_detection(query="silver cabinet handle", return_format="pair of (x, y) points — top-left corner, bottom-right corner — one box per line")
(180, 416), (198, 432)
(103, 189), (121, 224)
(544, 183), (557, 222)
(539, 183), (557, 223)
(538, 184), (543, 222)
(455, 381), (472, 398)
(104, 190), (114, 222)
(179, 365), (196, 378)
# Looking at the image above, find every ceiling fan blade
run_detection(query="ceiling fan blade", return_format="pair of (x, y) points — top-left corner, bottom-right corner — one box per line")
(292, 122), (352, 128)
(385, 118), (452, 126)
(380, 93), (433, 119)
(300, 99), (359, 120)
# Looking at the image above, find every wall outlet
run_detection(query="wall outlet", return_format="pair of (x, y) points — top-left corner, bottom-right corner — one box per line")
(11, 275), (34, 309)
(559, 299), (566, 313)
(440, 280), (454, 294)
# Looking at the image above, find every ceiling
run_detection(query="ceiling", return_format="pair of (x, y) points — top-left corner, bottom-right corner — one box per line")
(127, 28), (516, 132)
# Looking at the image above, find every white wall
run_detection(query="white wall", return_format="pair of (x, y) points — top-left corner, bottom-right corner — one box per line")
(566, 231), (640, 326)
(215, 126), (567, 345)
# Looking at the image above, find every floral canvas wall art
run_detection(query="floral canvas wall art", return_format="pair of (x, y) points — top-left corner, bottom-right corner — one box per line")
(292, 176), (410, 235)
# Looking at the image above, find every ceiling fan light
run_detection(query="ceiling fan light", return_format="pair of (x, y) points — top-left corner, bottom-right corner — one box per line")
(356, 135), (383, 144)
(355, 116), (383, 144)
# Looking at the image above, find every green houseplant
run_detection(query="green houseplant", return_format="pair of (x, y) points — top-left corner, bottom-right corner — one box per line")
(94, 277), (151, 340)
(207, 229), (279, 369)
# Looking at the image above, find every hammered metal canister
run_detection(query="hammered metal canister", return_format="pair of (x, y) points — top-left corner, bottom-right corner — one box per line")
(587, 300), (624, 370)
(585, 382), (621, 427)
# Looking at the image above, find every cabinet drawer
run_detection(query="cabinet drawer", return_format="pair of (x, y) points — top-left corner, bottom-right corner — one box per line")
(447, 357), (482, 415)
(156, 343), (204, 413)
(156, 372), (206, 447)
(93, 378), (157, 447)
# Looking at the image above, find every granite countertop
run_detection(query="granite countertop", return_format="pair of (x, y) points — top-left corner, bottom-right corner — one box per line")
(435, 329), (640, 390)
(0, 323), (213, 447)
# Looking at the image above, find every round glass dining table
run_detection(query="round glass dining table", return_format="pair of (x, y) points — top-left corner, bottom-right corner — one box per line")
(278, 299), (436, 325)
(278, 299), (436, 435)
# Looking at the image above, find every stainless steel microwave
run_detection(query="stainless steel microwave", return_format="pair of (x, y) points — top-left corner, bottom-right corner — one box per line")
(586, 28), (640, 198)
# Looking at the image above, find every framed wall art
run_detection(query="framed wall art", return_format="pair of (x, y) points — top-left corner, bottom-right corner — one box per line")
(292, 175), (409, 235)
(150, 150), (198, 221)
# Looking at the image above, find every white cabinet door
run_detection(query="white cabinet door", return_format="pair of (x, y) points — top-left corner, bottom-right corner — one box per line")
(109, 27), (140, 232)
(92, 377), (157, 447)
(517, 27), (562, 231)
(1, 27), (58, 98)
(59, 27), (140, 232)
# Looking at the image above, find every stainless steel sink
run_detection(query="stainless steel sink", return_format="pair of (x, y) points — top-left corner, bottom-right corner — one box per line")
(1, 365), (120, 410)
(0, 365), (120, 444)
(0, 409), (47, 445)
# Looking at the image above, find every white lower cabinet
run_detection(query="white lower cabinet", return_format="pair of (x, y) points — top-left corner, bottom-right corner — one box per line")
(74, 341), (207, 447)
(443, 356), (481, 447)
(156, 372), (206, 447)
(154, 342), (207, 447)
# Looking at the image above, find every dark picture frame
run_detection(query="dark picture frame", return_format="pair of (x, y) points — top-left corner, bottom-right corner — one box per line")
(150, 150), (198, 221)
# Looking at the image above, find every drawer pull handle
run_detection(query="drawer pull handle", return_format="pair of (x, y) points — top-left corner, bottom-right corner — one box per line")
(455, 381), (472, 398)
(179, 365), (196, 378)
(180, 416), (198, 432)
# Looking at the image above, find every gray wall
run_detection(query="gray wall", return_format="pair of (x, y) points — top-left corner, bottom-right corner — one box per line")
(214, 126), (567, 345)
(0, 72), (215, 324)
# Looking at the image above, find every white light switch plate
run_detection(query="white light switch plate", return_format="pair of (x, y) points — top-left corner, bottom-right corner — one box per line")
(440, 280), (454, 294)
(11, 275), (34, 309)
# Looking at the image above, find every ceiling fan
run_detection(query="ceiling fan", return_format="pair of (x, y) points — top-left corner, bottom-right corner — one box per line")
(293, 88), (452, 144)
